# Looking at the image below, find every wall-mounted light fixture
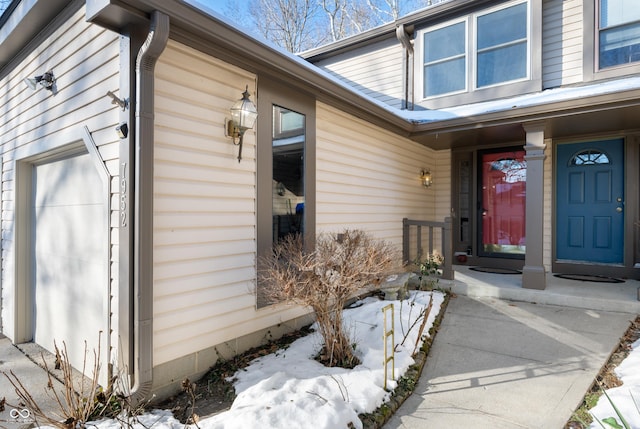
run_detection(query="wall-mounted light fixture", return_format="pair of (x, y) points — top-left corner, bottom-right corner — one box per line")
(115, 122), (129, 139)
(225, 85), (258, 162)
(106, 90), (128, 110)
(421, 169), (433, 188)
(24, 71), (56, 91)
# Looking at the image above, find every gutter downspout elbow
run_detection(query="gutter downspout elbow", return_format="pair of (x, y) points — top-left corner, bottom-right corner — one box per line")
(129, 10), (169, 406)
(396, 24), (414, 111)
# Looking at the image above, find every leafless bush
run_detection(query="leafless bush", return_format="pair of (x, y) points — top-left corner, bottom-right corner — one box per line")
(260, 230), (400, 368)
(5, 340), (109, 428)
(2, 335), (145, 428)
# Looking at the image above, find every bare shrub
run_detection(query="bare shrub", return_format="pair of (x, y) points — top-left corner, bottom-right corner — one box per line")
(3, 336), (145, 428)
(260, 230), (400, 368)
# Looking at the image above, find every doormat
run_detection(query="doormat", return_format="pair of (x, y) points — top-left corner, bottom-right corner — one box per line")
(554, 273), (625, 283)
(469, 267), (522, 275)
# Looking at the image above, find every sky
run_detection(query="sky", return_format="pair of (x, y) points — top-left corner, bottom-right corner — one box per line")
(186, 0), (249, 21)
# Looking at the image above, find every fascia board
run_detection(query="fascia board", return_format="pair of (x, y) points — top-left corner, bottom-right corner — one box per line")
(0, 0), (72, 69)
(411, 88), (640, 135)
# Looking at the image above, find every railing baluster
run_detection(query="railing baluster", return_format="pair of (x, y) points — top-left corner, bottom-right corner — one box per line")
(401, 217), (454, 280)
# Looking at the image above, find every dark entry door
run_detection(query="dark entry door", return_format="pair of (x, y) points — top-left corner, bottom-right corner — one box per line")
(479, 148), (527, 257)
(556, 139), (624, 263)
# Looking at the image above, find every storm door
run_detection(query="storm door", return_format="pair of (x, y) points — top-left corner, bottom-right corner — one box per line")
(556, 139), (624, 263)
(479, 148), (526, 258)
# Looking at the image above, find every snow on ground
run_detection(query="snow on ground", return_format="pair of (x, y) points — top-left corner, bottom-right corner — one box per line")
(80, 290), (445, 429)
(589, 337), (640, 428)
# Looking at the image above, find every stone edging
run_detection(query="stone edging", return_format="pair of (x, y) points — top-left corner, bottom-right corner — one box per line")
(359, 292), (452, 428)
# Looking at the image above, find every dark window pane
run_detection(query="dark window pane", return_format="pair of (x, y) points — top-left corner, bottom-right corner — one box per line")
(272, 106), (305, 243)
(599, 23), (640, 68)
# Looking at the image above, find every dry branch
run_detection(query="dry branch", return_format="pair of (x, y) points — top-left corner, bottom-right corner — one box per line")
(260, 230), (400, 367)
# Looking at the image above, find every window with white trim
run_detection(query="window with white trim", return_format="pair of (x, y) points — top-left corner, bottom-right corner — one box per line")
(598, 0), (640, 69)
(476, 2), (528, 88)
(423, 20), (467, 97)
(419, 0), (529, 99)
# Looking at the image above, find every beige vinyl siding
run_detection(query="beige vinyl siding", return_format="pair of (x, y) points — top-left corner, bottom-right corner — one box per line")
(316, 103), (438, 248)
(153, 41), (308, 366)
(0, 6), (119, 347)
(542, 0), (583, 88)
(313, 39), (405, 108)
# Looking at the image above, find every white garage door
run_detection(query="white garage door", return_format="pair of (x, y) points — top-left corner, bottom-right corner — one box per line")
(32, 152), (107, 378)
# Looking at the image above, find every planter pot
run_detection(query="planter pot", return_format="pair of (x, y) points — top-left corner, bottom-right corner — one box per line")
(380, 272), (411, 300)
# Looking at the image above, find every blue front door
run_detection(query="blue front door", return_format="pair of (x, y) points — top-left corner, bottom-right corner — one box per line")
(556, 139), (624, 263)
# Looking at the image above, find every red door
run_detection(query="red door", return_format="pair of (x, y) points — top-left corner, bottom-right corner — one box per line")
(480, 149), (526, 257)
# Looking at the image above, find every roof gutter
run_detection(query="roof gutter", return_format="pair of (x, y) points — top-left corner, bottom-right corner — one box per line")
(129, 9), (169, 405)
(411, 86), (640, 135)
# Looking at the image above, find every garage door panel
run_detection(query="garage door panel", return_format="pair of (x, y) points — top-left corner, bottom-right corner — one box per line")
(35, 205), (105, 260)
(32, 152), (107, 378)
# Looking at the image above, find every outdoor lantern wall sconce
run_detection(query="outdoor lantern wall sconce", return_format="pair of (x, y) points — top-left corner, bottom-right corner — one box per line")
(225, 85), (258, 162)
(421, 169), (433, 188)
(24, 71), (56, 91)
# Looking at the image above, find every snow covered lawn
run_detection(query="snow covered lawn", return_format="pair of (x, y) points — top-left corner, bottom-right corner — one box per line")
(588, 335), (640, 428)
(84, 290), (446, 429)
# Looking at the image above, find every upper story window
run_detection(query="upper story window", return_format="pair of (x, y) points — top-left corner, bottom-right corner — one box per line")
(476, 2), (528, 88)
(423, 21), (466, 97)
(598, 0), (640, 69)
(420, 0), (529, 100)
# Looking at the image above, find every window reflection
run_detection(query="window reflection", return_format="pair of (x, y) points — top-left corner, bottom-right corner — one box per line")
(272, 105), (305, 242)
(570, 149), (610, 165)
(481, 150), (526, 256)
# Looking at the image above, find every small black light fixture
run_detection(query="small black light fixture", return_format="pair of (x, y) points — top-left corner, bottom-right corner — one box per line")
(225, 85), (258, 162)
(421, 169), (433, 188)
(115, 122), (128, 139)
(24, 71), (56, 91)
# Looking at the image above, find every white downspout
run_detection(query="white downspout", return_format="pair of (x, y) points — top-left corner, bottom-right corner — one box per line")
(129, 9), (169, 405)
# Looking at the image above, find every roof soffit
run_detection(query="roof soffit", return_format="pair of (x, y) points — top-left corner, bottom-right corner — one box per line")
(0, 0), (77, 71)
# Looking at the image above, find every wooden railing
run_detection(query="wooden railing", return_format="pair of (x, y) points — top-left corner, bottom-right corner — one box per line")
(402, 217), (453, 280)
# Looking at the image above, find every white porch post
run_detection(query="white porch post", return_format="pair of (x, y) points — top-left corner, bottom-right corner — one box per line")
(523, 122), (547, 289)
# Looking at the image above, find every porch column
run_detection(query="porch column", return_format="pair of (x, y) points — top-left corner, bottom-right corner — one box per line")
(522, 122), (547, 289)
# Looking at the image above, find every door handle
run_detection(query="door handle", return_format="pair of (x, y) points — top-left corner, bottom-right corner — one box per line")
(616, 206), (623, 213)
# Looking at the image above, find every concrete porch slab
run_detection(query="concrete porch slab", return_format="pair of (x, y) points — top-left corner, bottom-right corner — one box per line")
(440, 265), (640, 314)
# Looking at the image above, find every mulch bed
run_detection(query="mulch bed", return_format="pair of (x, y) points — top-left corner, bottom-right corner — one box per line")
(156, 292), (451, 428)
(565, 315), (640, 428)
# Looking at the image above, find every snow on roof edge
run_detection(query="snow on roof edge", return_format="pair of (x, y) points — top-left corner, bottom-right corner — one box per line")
(184, 1), (640, 128)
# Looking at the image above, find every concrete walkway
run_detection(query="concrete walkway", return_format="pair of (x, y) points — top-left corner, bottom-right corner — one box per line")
(385, 295), (635, 429)
(0, 335), (65, 429)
